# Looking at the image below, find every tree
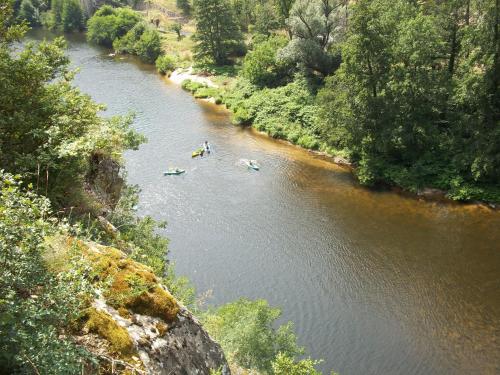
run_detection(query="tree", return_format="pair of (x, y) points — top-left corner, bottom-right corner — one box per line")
(176, 0), (191, 15)
(274, 0), (295, 31)
(171, 22), (182, 40)
(61, 0), (83, 31)
(18, 0), (39, 25)
(253, 1), (280, 35)
(242, 35), (292, 87)
(51, 0), (63, 25)
(87, 6), (141, 47)
(202, 299), (304, 373)
(279, 0), (346, 76)
(192, 0), (243, 65)
(1, 4), (144, 205)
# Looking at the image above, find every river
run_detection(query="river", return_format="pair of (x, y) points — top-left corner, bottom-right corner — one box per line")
(28, 29), (500, 375)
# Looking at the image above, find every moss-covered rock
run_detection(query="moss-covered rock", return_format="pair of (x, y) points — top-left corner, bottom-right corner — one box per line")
(82, 242), (179, 322)
(85, 308), (134, 355)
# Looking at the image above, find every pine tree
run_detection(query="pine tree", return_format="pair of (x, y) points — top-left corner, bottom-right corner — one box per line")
(192, 0), (243, 65)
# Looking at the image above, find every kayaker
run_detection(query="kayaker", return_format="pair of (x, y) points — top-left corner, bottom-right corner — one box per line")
(204, 141), (211, 154)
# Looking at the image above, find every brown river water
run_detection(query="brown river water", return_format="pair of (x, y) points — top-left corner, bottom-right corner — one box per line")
(29, 30), (500, 375)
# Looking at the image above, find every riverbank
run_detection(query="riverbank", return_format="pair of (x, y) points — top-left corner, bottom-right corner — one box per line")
(163, 66), (498, 210)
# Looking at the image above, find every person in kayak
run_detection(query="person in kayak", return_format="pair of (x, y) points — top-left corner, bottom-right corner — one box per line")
(204, 141), (211, 154)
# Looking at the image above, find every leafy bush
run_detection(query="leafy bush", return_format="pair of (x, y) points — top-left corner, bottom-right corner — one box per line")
(113, 21), (147, 53)
(87, 6), (140, 47)
(156, 54), (177, 75)
(135, 29), (162, 62)
(0, 173), (92, 373)
(18, 0), (40, 26)
(181, 79), (206, 92)
(202, 299), (304, 373)
(112, 21), (161, 62)
(272, 353), (324, 375)
(223, 77), (322, 148)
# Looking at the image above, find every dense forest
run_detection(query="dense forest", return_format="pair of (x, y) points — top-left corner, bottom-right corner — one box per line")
(185, 0), (500, 203)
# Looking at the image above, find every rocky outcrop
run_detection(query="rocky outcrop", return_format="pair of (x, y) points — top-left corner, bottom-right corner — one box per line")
(85, 153), (124, 213)
(85, 296), (230, 375)
(50, 238), (230, 375)
(92, 299), (230, 375)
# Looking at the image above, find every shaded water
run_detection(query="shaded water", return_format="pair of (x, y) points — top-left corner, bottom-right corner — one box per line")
(29, 29), (500, 375)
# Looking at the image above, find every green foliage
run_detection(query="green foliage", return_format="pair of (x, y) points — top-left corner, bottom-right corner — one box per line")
(156, 54), (177, 75)
(317, 0), (500, 202)
(181, 79), (223, 103)
(280, 0), (345, 75)
(0, 13), (144, 207)
(224, 76), (321, 148)
(193, 0), (244, 65)
(0, 173), (92, 373)
(87, 6), (140, 47)
(134, 28), (162, 62)
(89, 8), (160, 62)
(272, 353), (323, 375)
(170, 22), (182, 40)
(242, 35), (292, 87)
(253, 2), (280, 35)
(61, 0), (83, 31)
(105, 185), (166, 276)
(45, 0), (83, 31)
(176, 0), (191, 15)
(18, 0), (40, 26)
(202, 298), (304, 373)
(163, 263), (196, 308)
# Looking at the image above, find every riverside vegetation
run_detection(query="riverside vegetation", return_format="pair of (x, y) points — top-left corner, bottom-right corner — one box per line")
(2, 0), (334, 374)
(81, 0), (499, 203)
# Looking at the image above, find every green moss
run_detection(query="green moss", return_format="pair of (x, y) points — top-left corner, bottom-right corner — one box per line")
(85, 308), (134, 355)
(83, 244), (179, 322)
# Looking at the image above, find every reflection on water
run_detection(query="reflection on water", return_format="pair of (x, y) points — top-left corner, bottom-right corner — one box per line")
(28, 28), (500, 375)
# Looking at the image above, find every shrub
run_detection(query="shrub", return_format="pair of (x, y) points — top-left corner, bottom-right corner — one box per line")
(201, 298), (303, 373)
(134, 29), (162, 62)
(272, 353), (324, 375)
(0, 173), (91, 373)
(156, 54), (177, 75)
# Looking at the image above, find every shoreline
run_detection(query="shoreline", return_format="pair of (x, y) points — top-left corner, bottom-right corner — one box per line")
(166, 67), (498, 211)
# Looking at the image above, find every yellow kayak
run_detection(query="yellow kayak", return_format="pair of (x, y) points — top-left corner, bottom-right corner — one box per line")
(192, 148), (204, 157)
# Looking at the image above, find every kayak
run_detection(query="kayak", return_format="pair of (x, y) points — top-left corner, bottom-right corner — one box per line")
(245, 160), (260, 170)
(192, 148), (204, 157)
(163, 169), (186, 175)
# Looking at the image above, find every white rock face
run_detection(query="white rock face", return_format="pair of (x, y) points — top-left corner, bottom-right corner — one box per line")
(92, 295), (230, 375)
